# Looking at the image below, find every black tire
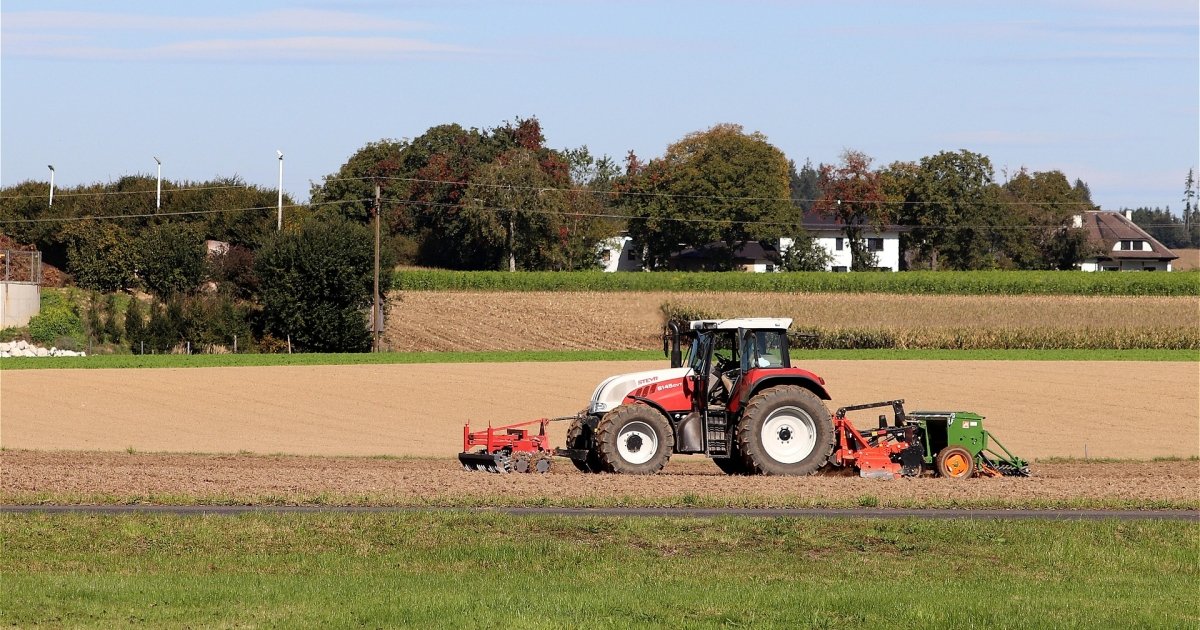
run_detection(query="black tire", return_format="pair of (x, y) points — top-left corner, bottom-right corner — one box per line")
(596, 405), (674, 474)
(935, 445), (976, 479)
(565, 418), (603, 473)
(712, 438), (751, 475)
(736, 385), (834, 476)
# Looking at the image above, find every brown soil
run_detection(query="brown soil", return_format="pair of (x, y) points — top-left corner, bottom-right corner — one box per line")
(382, 291), (1199, 351)
(2, 450), (1194, 506)
(1, 361), (1196, 460)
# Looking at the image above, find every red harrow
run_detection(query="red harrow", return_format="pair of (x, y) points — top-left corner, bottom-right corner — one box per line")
(458, 417), (565, 473)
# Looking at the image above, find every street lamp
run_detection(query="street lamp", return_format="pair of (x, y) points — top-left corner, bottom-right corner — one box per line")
(47, 165), (55, 207)
(154, 156), (162, 209)
(276, 150), (284, 231)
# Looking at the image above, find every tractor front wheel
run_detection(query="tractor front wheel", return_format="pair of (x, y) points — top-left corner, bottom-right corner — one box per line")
(936, 446), (976, 479)
(737, 386), (834, 476)
(596, 405), (674, 474)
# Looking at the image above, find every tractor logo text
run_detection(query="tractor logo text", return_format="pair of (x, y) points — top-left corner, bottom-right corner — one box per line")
(655, 382), (681, 392)
(636, 376), (659, 385)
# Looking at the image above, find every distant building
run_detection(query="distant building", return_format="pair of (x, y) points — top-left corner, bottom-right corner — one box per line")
(597, 235), (644, 272)
(670, 241), (781, 272)
(783, 209), (904, 272)
(1075, 210), (1177, 271)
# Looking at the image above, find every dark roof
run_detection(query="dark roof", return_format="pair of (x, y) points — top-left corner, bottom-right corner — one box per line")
(1081, 211), (1178, 261)
(801, 209), (907, 232)
(673, 241), (778, 263)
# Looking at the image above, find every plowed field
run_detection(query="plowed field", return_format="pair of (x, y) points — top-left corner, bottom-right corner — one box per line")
(2, 360), (1196, 459)
(2, 451), (1194, 508)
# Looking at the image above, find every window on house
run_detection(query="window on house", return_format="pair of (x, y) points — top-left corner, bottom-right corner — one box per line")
(867, 238), (884, 252)
(1118, 240), (1147, 251)
(764, 264), (775, 272)
(627, 248), (638, 260)
(832, 266), (848, 272)
(835, 238), (844, 251)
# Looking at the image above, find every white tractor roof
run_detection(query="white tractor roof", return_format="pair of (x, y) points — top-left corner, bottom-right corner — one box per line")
(690, 318), (793, 331)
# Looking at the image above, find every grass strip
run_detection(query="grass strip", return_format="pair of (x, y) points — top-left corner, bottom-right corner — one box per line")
(4, 491), (1195, 512)
(1, 348), (1195, 370)
(2, 512), (1195, 628)
(394, 269), (1200, 295)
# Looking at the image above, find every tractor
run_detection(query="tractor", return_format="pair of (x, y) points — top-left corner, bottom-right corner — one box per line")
(459, 317), (1028, 478)
(559, 317), (836, 475)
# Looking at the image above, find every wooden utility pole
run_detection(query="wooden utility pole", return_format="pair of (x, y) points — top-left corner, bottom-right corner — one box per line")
(373, 184), (382, 352)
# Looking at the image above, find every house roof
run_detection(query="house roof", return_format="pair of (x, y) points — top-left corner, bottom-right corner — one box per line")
(1080, 211), (1178, 261)
(801, 209), (907, 233)
(673, 241), (778, 263)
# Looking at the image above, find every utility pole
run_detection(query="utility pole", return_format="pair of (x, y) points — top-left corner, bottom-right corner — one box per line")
(372, 184), (382, 352)
(47, 165), (55, 207)
(276, 150), (284, 231)
(154, 156), (162, 209)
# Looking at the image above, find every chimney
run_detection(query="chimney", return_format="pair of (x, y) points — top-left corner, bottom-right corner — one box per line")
(1071, 214), (1082, 228)
(1123, 209), (1133, 221)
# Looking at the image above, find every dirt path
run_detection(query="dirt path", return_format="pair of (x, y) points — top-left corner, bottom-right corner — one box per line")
(1, 360), (1196, 459)
(2, 451), (1195, 507)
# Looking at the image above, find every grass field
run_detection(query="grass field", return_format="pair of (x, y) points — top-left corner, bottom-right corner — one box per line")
(1, 512), (1195, 629)
(3, 348), (1194, 370)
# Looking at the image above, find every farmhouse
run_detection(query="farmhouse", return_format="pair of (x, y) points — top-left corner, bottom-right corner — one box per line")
(782, 209), (904, 272)
(1075, 210), (1178, 271)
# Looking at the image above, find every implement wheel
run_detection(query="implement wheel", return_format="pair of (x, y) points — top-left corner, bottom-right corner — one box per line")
(596, 405), (674, 474)
(566, 418), (603, 473)
(936, 446), (976, 479)
(737, 386), (834, 476)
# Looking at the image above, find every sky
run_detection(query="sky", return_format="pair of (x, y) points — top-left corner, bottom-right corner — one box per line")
(2, 0), (1197, 211)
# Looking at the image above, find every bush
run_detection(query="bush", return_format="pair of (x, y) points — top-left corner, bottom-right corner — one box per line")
(61, 221), (136, 292)
(28, 298), (84, 347)
(393, 269), (1200, 296)
(256, 216), (389, 352)
(125, 298), (146, 353)
(137, 222), (206, 298)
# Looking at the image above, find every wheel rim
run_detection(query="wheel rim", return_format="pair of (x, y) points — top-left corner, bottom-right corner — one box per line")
(760, 406), (817, 464)
(617, 420), (658, 465)
(944, 452), (971, 477)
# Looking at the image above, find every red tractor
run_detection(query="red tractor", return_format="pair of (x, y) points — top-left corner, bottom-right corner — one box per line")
(559, 318), (835, 475)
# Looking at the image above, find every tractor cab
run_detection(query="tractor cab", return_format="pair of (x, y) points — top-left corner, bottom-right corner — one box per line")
(679, 318), (793, 409)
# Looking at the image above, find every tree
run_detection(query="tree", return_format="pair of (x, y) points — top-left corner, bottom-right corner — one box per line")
(779, 232), (832, 271)
(255, 216), (389, 353)
(59, 220), (137, 292)
(814, 150), (891, 271)
(137, 222), (206, 298)
(623, 124), (797, 269)
(1002, 169), (1094, 269)
(903, 150), (999, 270)
(125, 297), (145, 353)
(788, 159), (821, 213)
(1184, 168), (1198, 247)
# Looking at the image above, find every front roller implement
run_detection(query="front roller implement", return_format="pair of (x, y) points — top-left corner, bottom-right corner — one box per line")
(459, 417), (562, 473)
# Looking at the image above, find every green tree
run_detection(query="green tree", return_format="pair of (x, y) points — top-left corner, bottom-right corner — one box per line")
(102, 294), (122, 344)
(779, 231), (832, 271)
(59, 220), (137, 292)
(137, 222), (206, 298)
(902, 150), (999, 270)
(789, 159), (821, 213)
(255, 216), (388, 353)
(1001, 169), (1095, 269)
(814, 150), (891, 271)
(623, 124), (797, 269)
(125, 297), (145, 353)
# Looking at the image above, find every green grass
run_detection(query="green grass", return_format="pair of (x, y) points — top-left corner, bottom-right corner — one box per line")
(1, 348), (1195, 369)
(2, 512), (1195, 628)
(394, 269), (1200, 295)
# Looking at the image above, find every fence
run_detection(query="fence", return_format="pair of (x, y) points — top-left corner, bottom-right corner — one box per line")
(2, 250), (42, 284)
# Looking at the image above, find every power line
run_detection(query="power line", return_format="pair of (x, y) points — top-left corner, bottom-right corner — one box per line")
(0, 182), (269, 201)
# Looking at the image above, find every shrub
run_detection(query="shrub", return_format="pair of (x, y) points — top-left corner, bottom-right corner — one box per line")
(125, 298), (146, 353)
(137, 222), (206, 298)
(60, 221), (136, 292)
(28, 301), (84, 347)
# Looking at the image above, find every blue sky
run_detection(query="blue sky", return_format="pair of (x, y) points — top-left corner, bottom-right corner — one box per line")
(2, 1), (1197, 211)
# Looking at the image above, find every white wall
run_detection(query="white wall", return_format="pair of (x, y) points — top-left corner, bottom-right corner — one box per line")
(1, 282), (41, 328)
(597, 236), (642, 272)
(1080, 258), (1172, 272)
(792, 231), (900, 271)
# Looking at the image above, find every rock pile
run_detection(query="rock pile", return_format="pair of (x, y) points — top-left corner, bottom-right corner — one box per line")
(0, 340), (86, 358)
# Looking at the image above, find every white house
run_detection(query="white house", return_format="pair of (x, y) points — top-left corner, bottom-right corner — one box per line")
(597, 235), (644, 272)
(781, 210), (904, 272)
(1075, 210), (1177, 271)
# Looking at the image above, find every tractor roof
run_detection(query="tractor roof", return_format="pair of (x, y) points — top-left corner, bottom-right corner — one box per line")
(690, 318), (793, 331)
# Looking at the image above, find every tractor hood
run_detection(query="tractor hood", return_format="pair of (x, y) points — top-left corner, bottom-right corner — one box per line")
(588, 367), (693, 415)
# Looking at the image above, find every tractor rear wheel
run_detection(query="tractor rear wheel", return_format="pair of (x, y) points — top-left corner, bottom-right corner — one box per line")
(566, 418), (602, 473)
(596, 405), (674, 474)
(936, 446), (976, 479)
(737, 386), (834, 476)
